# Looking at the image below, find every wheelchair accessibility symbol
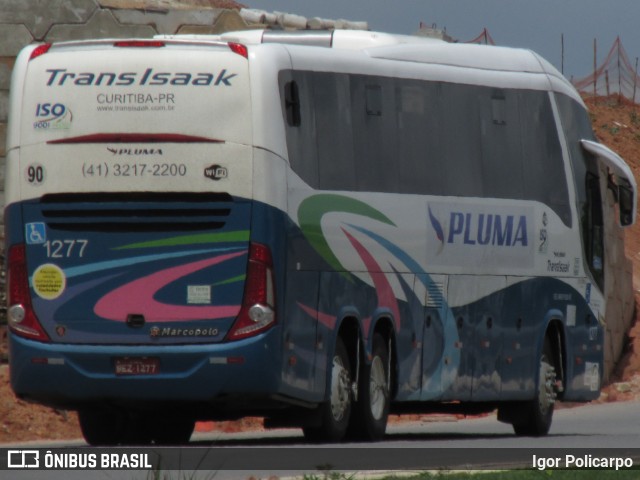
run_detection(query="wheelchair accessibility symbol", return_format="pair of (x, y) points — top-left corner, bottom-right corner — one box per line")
(26, 222), (46, 244)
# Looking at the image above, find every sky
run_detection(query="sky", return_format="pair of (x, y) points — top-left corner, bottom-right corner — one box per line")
(248, 0), (640, 80)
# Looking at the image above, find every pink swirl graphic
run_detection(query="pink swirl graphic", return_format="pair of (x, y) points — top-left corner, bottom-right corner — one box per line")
(94, 251), (246, 322)
(296, 229), (401, 336)
(342, 228), (401, 332)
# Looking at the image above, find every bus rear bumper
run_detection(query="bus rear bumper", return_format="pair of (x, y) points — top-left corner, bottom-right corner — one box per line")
(9, 330), (282, 410)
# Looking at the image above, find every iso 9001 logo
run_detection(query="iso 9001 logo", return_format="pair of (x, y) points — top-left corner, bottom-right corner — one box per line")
(33, 102), (72, 130)
(8, 450), (40, 468)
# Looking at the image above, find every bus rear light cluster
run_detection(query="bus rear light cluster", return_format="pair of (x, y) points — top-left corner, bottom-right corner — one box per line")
(29, 43), (52, 61)
(226, 243), (276, 341)
(7, 245), (50, 342)
(113, 40), (165, 48)
(228, 42), (248, 59)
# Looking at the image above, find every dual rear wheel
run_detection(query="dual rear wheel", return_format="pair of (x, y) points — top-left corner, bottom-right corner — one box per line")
(79, 408), (194, 446)
(303, 333), (390, 442)
(512, 340), (557, 436)
(499, 337), (558, 436)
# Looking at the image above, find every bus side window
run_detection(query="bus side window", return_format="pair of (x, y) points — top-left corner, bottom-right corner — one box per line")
(285, 81), (301, 127)
(491, 94), (507, 125)
(586, 173), (604, 285)
(365, 85), (382, 116)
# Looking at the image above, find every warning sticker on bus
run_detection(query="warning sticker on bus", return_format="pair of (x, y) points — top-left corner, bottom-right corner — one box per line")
(32, 263), (66, 300)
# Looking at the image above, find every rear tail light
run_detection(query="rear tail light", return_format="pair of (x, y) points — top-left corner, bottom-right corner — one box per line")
(114, 40), (165, 48)
(48, 133), (223, 144)
(226, 243), (276, 341)
(228, 42), (248, 59)
(7, 244), (50, 342)
(29, 43), (52, 61)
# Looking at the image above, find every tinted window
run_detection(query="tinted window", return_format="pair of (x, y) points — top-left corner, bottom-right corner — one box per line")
(313, 72), (356, 190)
(556, 94), (603, 287)
(351, 76), (400, 193)
(280, 72), (318, 188)
(555, 94), (597, 206)
(281, 71), (571, 225)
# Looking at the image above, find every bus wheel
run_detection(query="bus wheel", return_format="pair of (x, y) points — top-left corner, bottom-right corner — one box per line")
(145, 416), (195, 445)
(80, 408), (193, 445)
(511, 339), (557, 436)
(303, 336), (352, 442)
(78, 408), (130, 446)
(348, 333), (390, 441)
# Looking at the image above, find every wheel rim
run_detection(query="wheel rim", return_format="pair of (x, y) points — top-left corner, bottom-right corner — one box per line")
(369, 356), (387, 420)
(538, 357), (556, 416)
(330, 355), (351, 421)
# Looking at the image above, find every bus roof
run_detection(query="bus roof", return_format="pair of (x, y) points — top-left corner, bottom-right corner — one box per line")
(159, 29), (580, 102)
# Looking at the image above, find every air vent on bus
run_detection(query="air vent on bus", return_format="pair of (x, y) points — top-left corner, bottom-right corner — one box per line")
(426, 282), (445, 309)
(38, 192), (234, 233)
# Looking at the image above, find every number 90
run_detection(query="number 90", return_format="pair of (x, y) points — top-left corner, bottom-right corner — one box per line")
(26, 164), (45, 185)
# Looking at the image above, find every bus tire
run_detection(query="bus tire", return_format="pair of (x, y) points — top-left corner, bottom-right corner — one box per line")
(78, 408), (131, 446)
(79, 408), (192, 445)
(347, 333), (390, 441)
(303, 336), (352, 442)
(511, 338), (556, 436)
(139, 413), (195, 445)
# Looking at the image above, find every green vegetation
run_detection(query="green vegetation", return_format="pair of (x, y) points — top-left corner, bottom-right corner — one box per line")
(390, 470), (639, 480)
(304, 469), (640, 480)
(601, 123), (621, 134)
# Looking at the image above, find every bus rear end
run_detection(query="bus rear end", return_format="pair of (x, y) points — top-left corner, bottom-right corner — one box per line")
(5, 39), (280, 444)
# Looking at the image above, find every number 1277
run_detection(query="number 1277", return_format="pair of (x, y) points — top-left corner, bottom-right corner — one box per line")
(43, 239), (89, 258)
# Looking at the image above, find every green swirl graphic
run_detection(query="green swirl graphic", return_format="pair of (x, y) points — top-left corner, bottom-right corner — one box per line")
(114, 230), (250, 250)
(297, 194), (395, 276)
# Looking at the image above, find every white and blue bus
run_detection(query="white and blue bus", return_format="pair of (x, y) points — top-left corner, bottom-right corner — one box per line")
(5, 30), (636, 445)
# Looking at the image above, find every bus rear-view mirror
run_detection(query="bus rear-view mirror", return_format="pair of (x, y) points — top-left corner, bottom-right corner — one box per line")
(619, 184), (635, 226)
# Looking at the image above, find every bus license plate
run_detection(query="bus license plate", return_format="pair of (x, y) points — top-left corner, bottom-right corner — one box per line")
(115, 357), (160, 376)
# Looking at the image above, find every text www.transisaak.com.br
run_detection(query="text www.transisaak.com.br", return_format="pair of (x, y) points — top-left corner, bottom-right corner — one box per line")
(533, 454), (634, 471)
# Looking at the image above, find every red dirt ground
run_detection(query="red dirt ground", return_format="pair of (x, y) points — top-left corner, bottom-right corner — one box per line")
(1, 96), (640, 444)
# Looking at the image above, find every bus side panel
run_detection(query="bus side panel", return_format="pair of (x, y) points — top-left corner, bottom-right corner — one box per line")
(448, 275), (506, 402)
(252, 206), (324, 404)
(562, 302), (604, 401)
(280, 269), (322, 402)
(252, 147), (327, 403)
(284, 196), (428, 404)
(394, 274), (425, 401)
(498, 278), (537, 400)
(443, 276), (603, 403)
